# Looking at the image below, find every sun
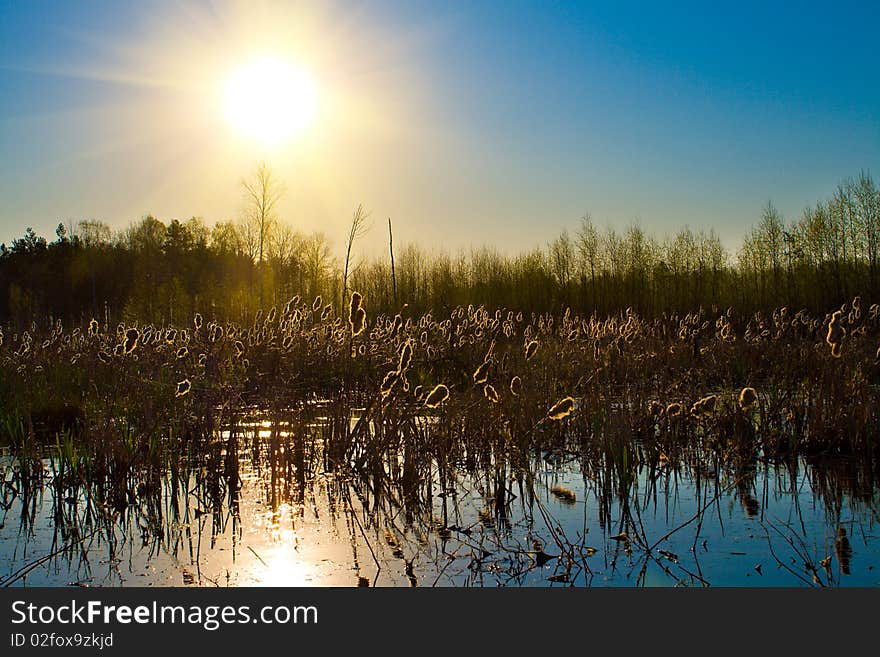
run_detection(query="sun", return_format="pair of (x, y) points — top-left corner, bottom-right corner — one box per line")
(223, 56), (317, 146)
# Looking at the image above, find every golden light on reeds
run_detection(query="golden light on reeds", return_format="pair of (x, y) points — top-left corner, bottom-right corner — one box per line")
(826, 310), (845, 357)
(124, 328), (139, 354)
(398, 341), (413, 372)
(738, 386), (757, 410)
(349, 292), (366, 336)
(380, 370), (399, 399)
(424, 384), (449, 409)
(665, 402), (682, 418)
(510, 375), (522, 396)
(690, 394), (717, 417)
(525, 340), (538, 360)
(175, 379), (191, 397)
(484, 384), (499, 403)
(473, 360), (490, 385)
(547, 396), (575, 420)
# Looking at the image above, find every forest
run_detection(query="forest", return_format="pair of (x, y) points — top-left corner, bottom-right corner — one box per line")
(1, 170), (878, 327)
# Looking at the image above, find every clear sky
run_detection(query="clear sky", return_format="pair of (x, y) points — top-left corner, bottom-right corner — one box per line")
(1, 0), (878, 258)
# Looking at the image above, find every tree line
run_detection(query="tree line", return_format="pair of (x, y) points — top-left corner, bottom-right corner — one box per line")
(1, 169), (877, 328)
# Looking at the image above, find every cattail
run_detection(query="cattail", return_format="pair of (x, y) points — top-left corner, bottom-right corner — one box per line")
(312, 295), (322, 311)
(473, 359), (490, 385)
(321, 304), (332, 320)
(198, 353), (207, 367)
(484, 384), (500, 403)
(525, 340), (538, 360)
(98, 350), (111, 363)
(398, 341), (413, 372)
(124, 328), (139, 354)
(193, 313), (203, 330)
(739, 387), (758, 410)
(826, 310), (845, 350)
(177, 346), (188, 359)
(547, 396), (575, 420)
(424, 384), (450, 409)
(234, 340), (245, 356)
(89, 318), (99, 336)
(113, 343), (124, 357)
(349, 292), (363, 323)
(690, 394), (717, 417)
(381, 370), (399, 398)
(175, 379), (191, 397)
(510, 375), (522, 396)
(390, 314), (403, 337)
(665, 402), (682, 418)
(350, 306), (367, 336)
(165, 328), (177, 344)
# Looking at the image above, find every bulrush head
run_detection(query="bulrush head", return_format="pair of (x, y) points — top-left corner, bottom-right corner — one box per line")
(124, 328), (139, 355)
(175, 379), (191, 397)
(351, 307), (367, 337)
(665, 402), (683, 418)
(349, 293), (366, 336)
(826, 310), (845, 356)
(424, 384), (450, 409)
(547, 396), (575, 420)
(380, 370), (399, 399)
(738, 386), (758, 410)
(510, 375), (522, 396)
(473, 359), (491, 385)
(690, 394), (717, 417)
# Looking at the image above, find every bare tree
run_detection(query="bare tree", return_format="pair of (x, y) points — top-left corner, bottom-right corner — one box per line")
(388, 217), (397, 305)
(241, 162), (285, 308)
(341, 204), (371, 310)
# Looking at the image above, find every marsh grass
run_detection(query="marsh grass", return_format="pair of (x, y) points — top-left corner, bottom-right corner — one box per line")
(1, 297), (879, 585)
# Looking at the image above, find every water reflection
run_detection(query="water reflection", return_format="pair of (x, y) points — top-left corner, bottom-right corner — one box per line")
(1, 412), (879, 588)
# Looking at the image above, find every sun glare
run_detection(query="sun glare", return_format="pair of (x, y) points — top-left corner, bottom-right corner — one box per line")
(224, 56), (317, 146)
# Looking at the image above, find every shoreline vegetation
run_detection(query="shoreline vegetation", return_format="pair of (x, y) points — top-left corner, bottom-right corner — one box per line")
(1, 170), (878, 587)
(0, 171), (878, 327)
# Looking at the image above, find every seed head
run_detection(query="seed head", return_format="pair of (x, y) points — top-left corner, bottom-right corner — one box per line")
(738, 387), (758, 410)
(175, 379), (191, 397)
(473, 359), (491, 385)
(398, 341), (413, 372)
(424, 384), (450, 409)
(547, 396), (575, 420)
(510, 375), (522, 396)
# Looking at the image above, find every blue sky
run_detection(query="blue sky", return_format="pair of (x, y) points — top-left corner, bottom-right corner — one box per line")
(0, 0), (878, 256)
